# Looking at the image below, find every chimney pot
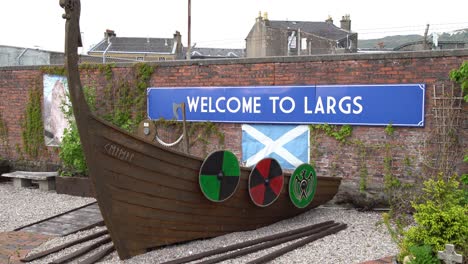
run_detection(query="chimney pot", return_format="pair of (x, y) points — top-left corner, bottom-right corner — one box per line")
(256, 11), (263, 22)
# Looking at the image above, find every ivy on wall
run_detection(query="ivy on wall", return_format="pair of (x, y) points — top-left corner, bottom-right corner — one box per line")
(21, 84), (46, 158)
(40, 66), (67, 76)
(308, 124), (353, 170)
(310, 124), (353, 143)
(134, 63), (154, 126)
(0, 111), (9, 158)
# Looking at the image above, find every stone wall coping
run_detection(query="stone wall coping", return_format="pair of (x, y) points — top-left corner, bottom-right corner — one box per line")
(1, 49), (467, 71)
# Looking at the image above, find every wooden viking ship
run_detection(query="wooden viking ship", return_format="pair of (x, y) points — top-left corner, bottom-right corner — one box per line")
(60, 0), (342, 260)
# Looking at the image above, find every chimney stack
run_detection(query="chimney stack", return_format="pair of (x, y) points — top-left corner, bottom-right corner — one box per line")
(325, 15), (333, 25)
(340, 15), (351, 31)
(173, 31), (182, 45)
(104, 29), (116, 43)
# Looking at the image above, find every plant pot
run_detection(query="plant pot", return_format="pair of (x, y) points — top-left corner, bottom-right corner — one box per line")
(55, 176), (96, 198)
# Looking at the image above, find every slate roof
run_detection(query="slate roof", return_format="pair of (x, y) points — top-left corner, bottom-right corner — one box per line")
(188, 47), (245, 58)
(89, 37), (176, 54)
(268, 20), (352, 41)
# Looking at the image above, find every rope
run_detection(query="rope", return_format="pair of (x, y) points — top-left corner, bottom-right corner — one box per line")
(155, 134), (184, 147)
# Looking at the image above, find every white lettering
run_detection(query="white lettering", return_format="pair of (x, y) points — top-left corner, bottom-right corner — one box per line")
(200, 97), (208, 113)
(269, 96), (280, 113)
(242, 97), (253, 113)
(280, 97), (295, 113)
(353, 96), (363, 114)
(208, 97), (215, 113)
(216, 97), (225, 113)
(253, 97), (261, 113)
(338, 96), (352, 114)
(227, 97), (241, 113)
(315, 97), (325, 114)
(304, 97), (313, 114)
(186, 96), (199, 112)
(327, 97), (337, 114)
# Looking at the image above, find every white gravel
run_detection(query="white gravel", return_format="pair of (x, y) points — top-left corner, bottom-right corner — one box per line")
(0, 181), (95, 232)
(1, 180), (399, 264)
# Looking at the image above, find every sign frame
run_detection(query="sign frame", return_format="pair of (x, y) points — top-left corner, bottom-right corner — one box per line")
(147, 84), (425, 127)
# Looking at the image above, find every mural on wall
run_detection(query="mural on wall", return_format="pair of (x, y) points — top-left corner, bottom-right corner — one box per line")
(43, 74), (69, 146)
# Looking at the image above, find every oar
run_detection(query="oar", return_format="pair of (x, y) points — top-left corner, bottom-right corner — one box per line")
(196, 223), (344, 264)
(77, 244), (115, 264)
(21, 229), (108, 262)
(162, 220), (336, 264)
(49, 236), (111, 264)
(247, 223), (347, 264)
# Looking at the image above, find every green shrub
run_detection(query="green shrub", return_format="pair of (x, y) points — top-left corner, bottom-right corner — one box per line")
(59, 121), (87, 176)
(449, 61), (468, 102)
(58, 86), (96, 177)
(407, 245), (440, 264)
(400, 174), (467, 260)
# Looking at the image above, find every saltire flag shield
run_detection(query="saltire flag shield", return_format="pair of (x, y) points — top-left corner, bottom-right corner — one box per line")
(242, 124), (310, 170)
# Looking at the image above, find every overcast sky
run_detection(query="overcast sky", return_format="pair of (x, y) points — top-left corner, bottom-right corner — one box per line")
(1, 0), (467, 53)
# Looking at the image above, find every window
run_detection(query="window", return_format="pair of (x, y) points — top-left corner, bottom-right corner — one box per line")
(301, 38), (307, 50)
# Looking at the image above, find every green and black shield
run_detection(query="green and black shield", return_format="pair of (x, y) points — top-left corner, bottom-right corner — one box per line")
(248, 158), (284, 207)
(199, 150), (240, 202)
(289, 163), (317, 208)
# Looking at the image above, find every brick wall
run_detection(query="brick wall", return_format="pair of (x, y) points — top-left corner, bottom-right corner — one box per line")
(0, 50), (467, 188)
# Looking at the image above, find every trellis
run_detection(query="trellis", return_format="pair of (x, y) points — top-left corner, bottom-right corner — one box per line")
(425, 82), (464, 178)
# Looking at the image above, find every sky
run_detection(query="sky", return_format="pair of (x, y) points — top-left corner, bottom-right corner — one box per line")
(1, 0), (467, 53)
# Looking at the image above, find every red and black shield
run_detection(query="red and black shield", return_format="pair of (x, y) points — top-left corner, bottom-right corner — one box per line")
(248, 158), (284, 207)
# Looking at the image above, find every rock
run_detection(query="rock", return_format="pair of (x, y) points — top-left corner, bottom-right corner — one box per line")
(403, 255), (414, 264)
(332, 180), (389, 209)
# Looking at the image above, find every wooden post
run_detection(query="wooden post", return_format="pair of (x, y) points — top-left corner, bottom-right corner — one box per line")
(181, 103), (189, 154)
(423, 24), (430, 50)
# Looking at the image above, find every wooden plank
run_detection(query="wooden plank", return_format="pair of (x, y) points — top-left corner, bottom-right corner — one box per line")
(21, 229), (108, 262)
(49, 236), (111, 264)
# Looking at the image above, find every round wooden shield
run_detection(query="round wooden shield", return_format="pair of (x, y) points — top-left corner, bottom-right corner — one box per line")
(199, 150), (240, 202)
(289, 163), (317, 208)
(248, 158), (284, 207)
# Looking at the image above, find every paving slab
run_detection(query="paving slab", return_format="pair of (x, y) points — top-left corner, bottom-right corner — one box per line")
(15, 203), (104, 236)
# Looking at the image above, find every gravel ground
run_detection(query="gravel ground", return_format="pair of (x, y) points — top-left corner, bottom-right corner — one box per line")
(1, 181), (399, 263)
(0, 181), (95, 232)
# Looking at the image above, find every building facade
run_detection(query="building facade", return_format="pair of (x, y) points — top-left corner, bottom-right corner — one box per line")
(88, 30), (184, 62)
(245, 13), (358, 58)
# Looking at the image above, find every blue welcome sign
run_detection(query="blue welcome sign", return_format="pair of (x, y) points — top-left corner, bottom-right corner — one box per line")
(147, 84), (425, 127)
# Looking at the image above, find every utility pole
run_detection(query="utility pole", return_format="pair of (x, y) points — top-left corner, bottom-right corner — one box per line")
(187, 0), (191, 60)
